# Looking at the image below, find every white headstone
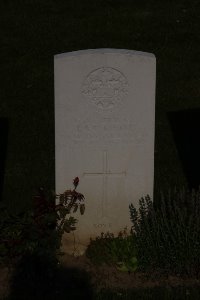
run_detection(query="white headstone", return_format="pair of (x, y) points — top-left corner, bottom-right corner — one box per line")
(54, 49), (156, 255)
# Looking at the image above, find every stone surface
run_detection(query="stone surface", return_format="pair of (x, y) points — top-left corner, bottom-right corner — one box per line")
(54, 49), (156, 255)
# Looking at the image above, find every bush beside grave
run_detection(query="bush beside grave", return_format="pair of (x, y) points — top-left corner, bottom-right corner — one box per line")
(85, 186), (200, 279)
(85, 227), (138, 273)
(0, 177), (85, 268)
(2, 183), (200, 280)
(129, 187), (200, 278)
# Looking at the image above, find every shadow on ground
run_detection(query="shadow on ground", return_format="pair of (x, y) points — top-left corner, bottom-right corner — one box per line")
(8, 254), (94, 300)
(5, 254), (200, 300)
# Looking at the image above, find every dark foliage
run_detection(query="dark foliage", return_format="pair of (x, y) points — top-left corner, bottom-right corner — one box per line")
(129, 187), (200, 277)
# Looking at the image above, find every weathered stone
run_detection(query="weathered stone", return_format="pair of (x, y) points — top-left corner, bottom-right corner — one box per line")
(54, 49), (156, 255)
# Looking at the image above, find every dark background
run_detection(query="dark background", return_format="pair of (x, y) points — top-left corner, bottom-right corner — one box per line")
(0, 0), (199, 212)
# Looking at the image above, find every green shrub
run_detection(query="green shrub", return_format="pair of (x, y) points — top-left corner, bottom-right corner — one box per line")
(129, 187), (200, 277)
(85, 227), (138, 273)
(0, 177), (85, 268)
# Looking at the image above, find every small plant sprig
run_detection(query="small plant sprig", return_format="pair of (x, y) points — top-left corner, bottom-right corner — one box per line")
(115, 227), (138, 273)
(27, 176), (85, 258)
(55, 177), (85, 241)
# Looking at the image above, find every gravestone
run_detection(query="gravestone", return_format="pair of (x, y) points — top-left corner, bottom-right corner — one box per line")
(168, 109), (200, 191)
(54, 49), (156, 255)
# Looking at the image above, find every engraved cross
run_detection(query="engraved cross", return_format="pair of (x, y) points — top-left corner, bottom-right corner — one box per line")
(83, 150), (126, 217)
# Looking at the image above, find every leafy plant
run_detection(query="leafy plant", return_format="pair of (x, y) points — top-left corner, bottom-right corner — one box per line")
(0, 206), (29, 266)
(116, 256), (138, 273)
(129, 187), (200, 277)
(0, 177), (85, 267)
(86, 227), (138, 273)
(55, 177), (85, 238)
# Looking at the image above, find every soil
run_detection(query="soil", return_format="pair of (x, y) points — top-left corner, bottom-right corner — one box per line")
(58, 254), (200, 292)
(0, 266), (13, 299)
(1, 254), (200, 298)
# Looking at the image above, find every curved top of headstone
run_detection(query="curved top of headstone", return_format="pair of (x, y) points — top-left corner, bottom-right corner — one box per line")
(54, 48), (155, 59)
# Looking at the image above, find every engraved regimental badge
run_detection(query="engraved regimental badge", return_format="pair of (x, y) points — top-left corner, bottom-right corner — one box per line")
(82, 67), (128, 110)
